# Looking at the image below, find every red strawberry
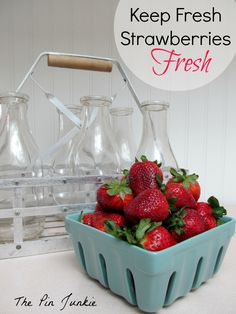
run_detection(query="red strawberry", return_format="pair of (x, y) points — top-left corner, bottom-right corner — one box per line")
(196, 196), (227, 230)
(167, 208), (206, 241)
(124, 188), (169, 225)
(105, 218), (176, 252)
(95, 203), (104, 212)
(97, 178), (133, 211)
(80, 211), (105, 226)
(127, 155), (163, 196)
(196, 202), (212, 217)
(202, 215), (217, 230)
(168, 168), (201, 201)
(92, 212), (126, 232)
(81, 213), (94, 226)
(165, 182), (197, 209)
(140, 226), (177, 251)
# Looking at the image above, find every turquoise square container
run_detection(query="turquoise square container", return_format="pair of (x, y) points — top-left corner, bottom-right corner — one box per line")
(65, 210), (235, 313)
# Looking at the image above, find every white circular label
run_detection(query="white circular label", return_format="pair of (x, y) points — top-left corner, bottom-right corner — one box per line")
(114, 0), (236, 91)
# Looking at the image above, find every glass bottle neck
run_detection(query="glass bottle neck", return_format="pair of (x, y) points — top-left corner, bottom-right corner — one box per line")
(0, 94), (40, 178)
(142, 108), (168, 139)
(110, 109), (136, 148)
(58, 106), (82, 137)
(4, 103), (28, 120)
(110, 108), (137, 168)
(137, 102), (178, 172)
(0, 92), (29, 122)
(0, 103), (29, 135)
(81, 97), (112, 129)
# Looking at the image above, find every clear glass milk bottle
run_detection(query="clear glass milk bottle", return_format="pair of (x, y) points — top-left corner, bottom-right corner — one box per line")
(110, 107), (137, 169)
(52, 104), (83, 205)
(136, 101), (178, 180)
(0, 92), (44, 243)
(70, 96), (120, 202)
(71, 96), (120, 176)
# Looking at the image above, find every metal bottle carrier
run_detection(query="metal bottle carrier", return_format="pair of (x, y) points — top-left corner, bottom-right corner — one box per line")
(0, 52), (142, 259)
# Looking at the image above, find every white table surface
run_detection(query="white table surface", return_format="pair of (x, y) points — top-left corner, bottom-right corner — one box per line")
(0, 214), (236, 314)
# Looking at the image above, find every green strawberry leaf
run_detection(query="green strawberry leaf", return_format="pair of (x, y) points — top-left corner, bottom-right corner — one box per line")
(119, 191), (125, 200)
(107, 188), (117, 196)
(183, 180), (190, 189)
(125, 229), (137, 244)
(153, 160), (162, 168)
(104, 220), (117, 233)
(78, 211), (83, 223)
(170, 168), (199, 188)
(180, 168), (187, 176)
(175, 227), (184, 236)
(170, 167), (179, 177)
(216, 219), (225, 226)
(104, 221), (127, 239)
(207, 196), (227, 218)
(172, 177), (180, 183)
(176, 217), (185, 227)
(168, 197), (177, 204)
(123, 187), (132, 194)
(170, 168), (184, 181)
(105, 178), (133, 198)
(169, 204), (178, 213)
(187, 173), (199, 183)
(212, 206), (227, 218)
(123, 169), (129, 177)
(135, 218), (152, 241)
(146, 221), (162, 232)
(140, 155), (148, 162)
(156, 173), (162, 184)
(208, 196), (220, 208)
(165, 207), (186, 233)
(156, 174), (166, 191)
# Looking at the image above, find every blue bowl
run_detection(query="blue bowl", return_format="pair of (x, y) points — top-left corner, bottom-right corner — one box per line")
(65, 210), (235, 313)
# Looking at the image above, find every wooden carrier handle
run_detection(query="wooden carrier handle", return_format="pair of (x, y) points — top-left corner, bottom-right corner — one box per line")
(48, 54), (113, 72)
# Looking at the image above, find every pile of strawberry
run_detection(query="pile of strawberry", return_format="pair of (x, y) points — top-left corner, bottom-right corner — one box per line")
(79, 156), (227, 252)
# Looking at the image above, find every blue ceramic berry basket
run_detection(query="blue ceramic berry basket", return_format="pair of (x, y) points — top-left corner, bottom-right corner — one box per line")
(65, 210), (235, 313)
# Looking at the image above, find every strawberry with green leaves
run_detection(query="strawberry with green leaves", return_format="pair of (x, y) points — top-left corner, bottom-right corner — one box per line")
(92, 212), (126, 232)
(140, 225), (177, 251)
(127, 155), (163, 196)
(106, 218), (176, 252)
(196, 196), (227, 230)
(124, 188), (169, 225)
(80, 211), (126, 232)
(166, 208), (206, 242)
(167, 168), (201, 201)
(165, 181), (197, 209)
(96, 178), (133, 211)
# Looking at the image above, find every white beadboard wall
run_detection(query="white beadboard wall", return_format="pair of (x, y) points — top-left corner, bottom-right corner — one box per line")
(0, 0), (235, 206)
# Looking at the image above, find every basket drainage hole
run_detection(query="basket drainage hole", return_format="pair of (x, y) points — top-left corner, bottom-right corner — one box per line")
(98, 254), (109, 287)
(213, 246), (224, 274)
(192, 257), (203, 289)
(78, 242), (87, 272)
(164, 272), (176, 304)
(126, 269), (137, 305)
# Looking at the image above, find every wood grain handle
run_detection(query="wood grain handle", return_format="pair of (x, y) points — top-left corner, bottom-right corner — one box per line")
(48, 55), (112, 72)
